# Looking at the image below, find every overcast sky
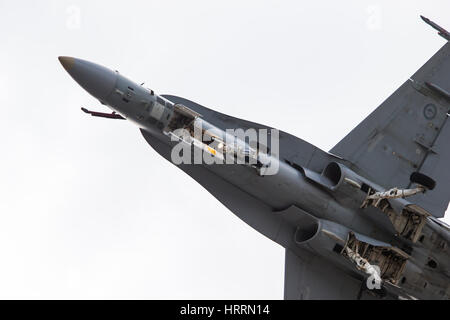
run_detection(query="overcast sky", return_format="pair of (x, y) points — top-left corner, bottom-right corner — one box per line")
(1, 1), (449, 299)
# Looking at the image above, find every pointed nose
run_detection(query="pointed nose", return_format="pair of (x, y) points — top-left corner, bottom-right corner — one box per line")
(58, 56), (117, 101)
(58, 56), (75, 71)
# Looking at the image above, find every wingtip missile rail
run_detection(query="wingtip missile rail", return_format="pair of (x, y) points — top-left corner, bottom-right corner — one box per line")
(421, 15), (450, 41)
(81, 107), (126, 120)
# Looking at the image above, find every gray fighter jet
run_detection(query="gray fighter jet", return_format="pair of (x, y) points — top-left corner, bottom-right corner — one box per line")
(59, 16), (450, 300)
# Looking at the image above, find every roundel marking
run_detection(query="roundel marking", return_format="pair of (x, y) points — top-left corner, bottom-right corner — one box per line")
(423, 103), (437, 120)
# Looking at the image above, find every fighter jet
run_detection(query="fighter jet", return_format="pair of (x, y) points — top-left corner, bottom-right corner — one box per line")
(59, 16), (450, 300)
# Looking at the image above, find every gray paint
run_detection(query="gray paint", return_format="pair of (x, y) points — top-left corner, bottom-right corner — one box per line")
(330, 42), (450, 218)
(59, 24), (450, 299)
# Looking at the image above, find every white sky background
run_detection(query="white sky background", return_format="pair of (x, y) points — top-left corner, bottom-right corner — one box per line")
(0, 1), (449, 299)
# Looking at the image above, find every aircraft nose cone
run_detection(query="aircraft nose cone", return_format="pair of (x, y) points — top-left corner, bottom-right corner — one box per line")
(58, 56), (117, 101)
(58, 56), (75, 71)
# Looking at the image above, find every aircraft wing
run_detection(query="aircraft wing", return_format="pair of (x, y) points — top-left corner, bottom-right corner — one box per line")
(285, 248), (406, 300)
(140, 127), (293, 246)
(284, 248), (372, 300)
(140, 129), (392, 300)
(330, 41), (450, 218)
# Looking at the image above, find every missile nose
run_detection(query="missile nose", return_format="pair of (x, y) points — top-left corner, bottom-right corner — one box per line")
(58, 56), (117, 101)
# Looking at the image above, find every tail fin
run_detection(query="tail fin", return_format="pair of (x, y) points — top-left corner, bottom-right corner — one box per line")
(330, 17), (450, 218)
